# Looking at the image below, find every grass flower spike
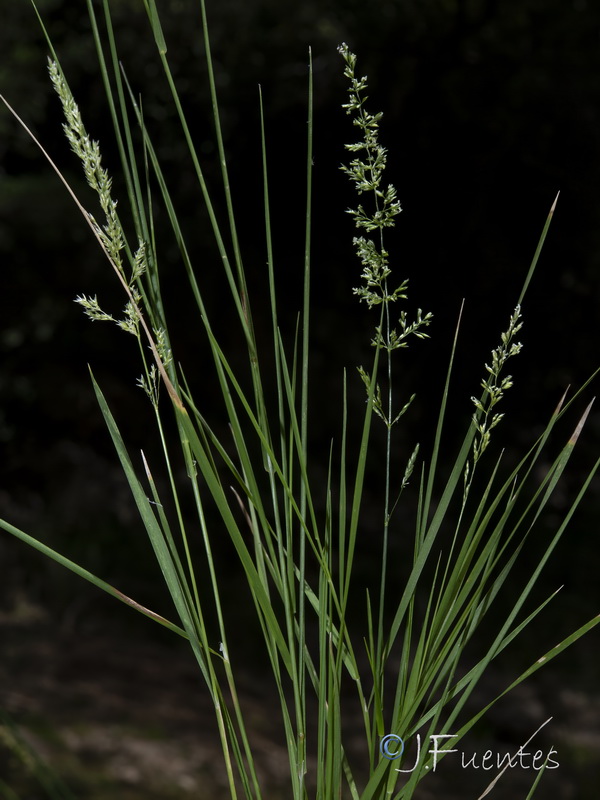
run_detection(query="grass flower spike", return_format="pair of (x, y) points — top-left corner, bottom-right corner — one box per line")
(338, 43), (432, 351)
(48, 59), (125, 274)
(472, 305), (524, 463)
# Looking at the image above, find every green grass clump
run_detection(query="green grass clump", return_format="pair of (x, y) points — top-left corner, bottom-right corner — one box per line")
(1, 2), (598, 799)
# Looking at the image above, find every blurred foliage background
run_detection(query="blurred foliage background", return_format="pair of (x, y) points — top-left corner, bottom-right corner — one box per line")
(1, 0), (599, 639)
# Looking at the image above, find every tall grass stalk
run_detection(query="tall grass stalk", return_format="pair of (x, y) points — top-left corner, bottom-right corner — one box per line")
(1, 2), (599, 798)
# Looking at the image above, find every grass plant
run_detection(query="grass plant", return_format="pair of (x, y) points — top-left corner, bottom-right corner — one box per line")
(1, 2), (599, 798)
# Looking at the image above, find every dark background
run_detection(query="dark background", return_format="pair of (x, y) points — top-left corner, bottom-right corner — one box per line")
(0, 0), (599, 797)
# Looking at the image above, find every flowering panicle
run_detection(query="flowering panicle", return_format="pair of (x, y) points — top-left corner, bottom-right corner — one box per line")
(49, 59), (148, 307)
(49, 59), (169, 406)
(338, 43), (432, 345)
(48, 59), (126, 275)
(339, 42), (431, 446)
(470, 305), (523, 464)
